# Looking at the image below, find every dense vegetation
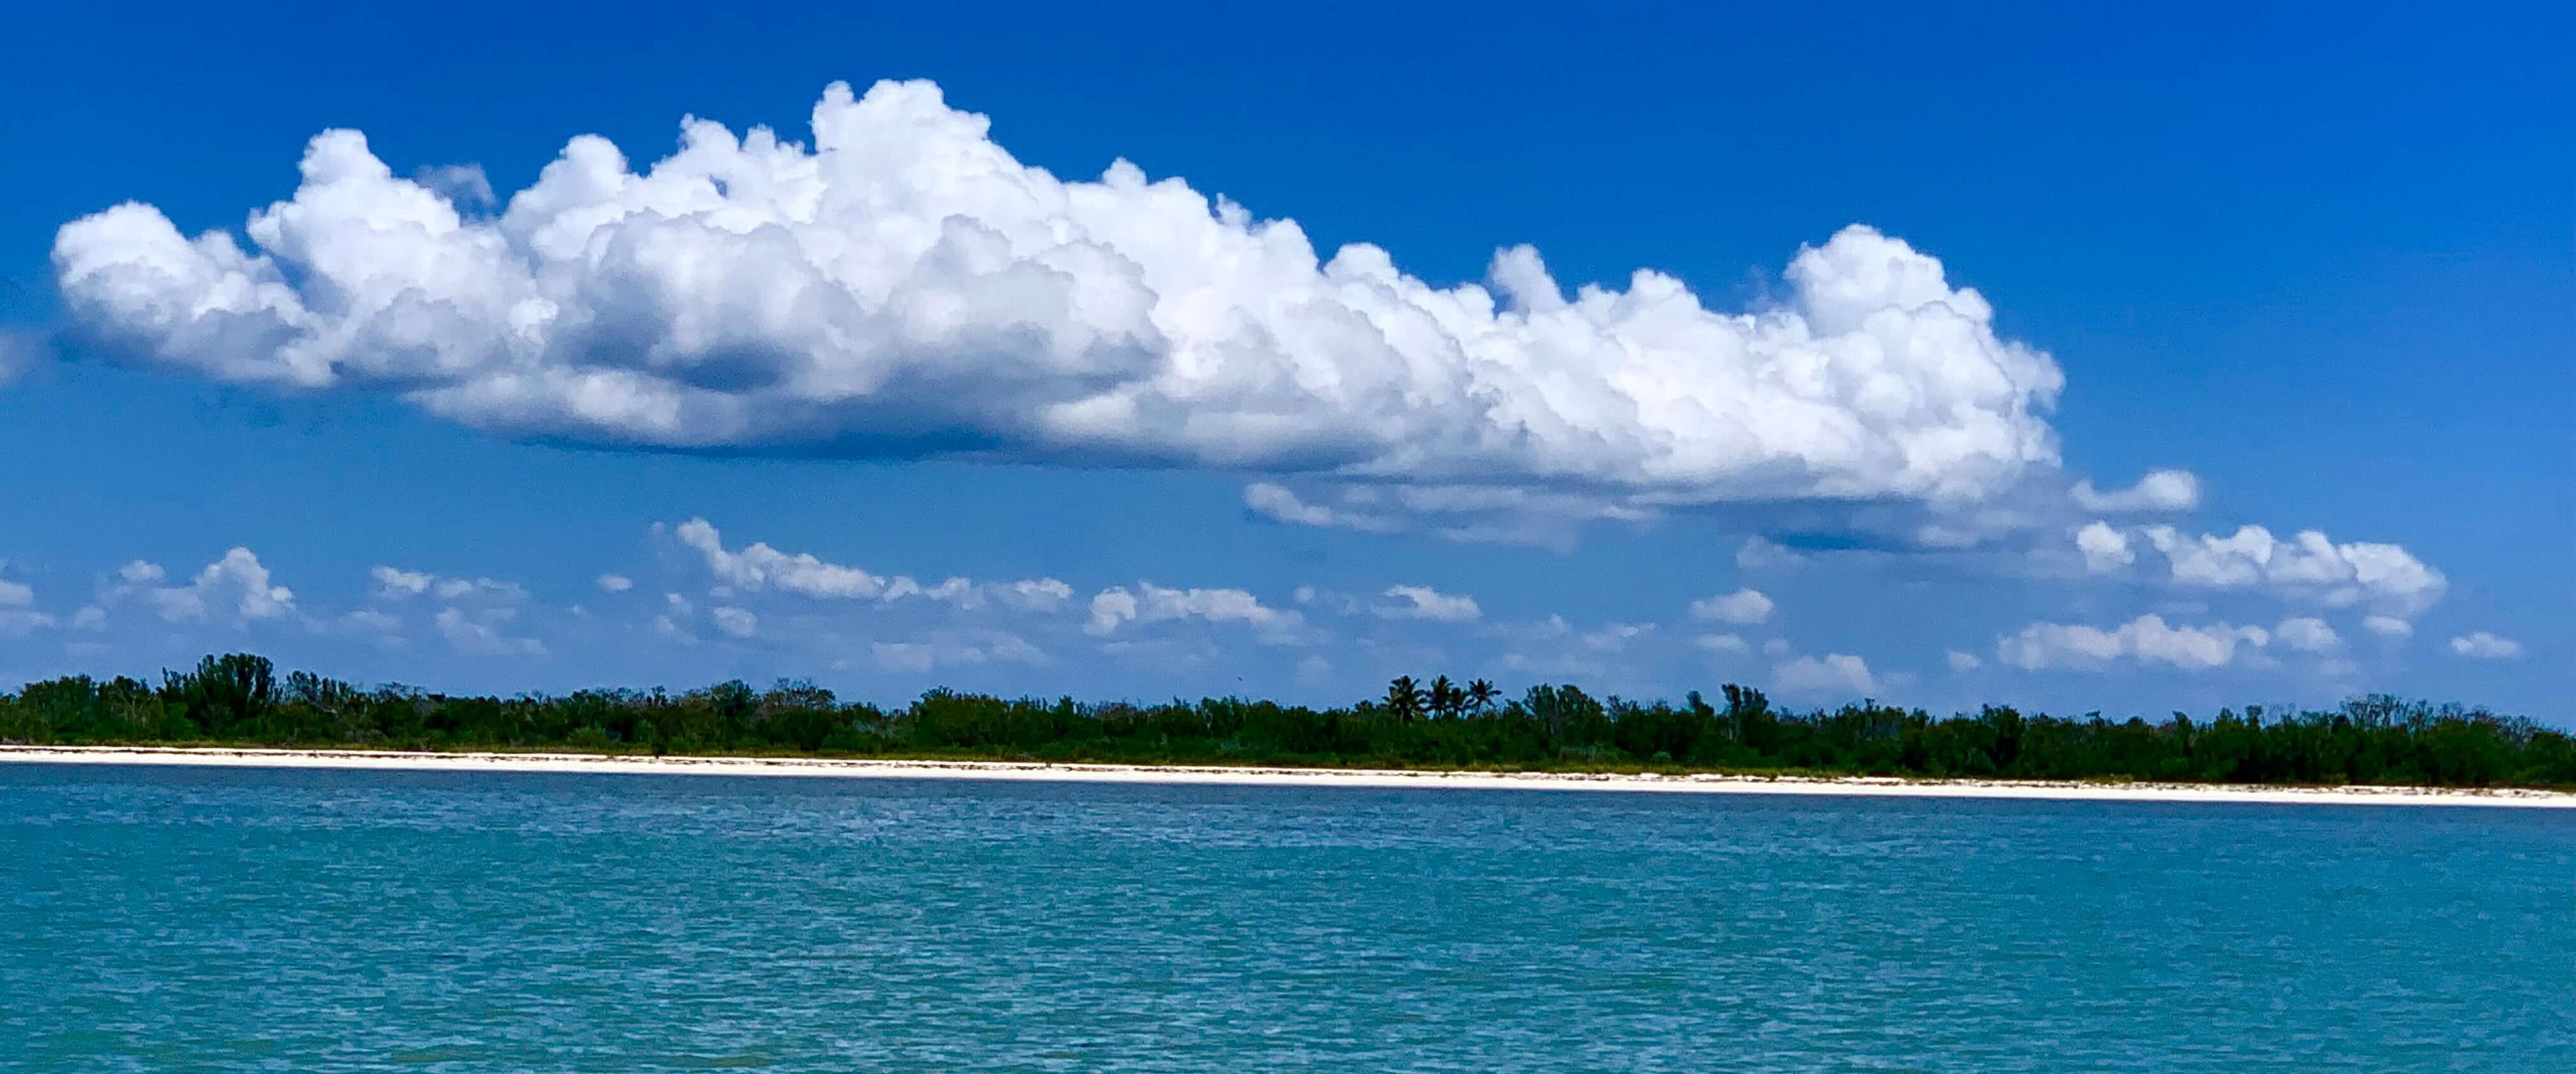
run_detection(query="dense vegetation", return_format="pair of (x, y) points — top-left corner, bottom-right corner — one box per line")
(3, 654), (2571, 788)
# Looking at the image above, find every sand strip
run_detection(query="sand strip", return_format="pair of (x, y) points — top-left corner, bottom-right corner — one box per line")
(4, 745), (2572, 807)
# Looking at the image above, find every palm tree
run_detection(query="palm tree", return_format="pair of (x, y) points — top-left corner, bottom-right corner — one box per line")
(1385, 676), (1424, 721)
(1428, 676), (1460, 719)
(1465, 678), (1499, 715)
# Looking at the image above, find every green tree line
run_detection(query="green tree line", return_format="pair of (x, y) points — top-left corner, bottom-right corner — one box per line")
(3, 654), (2571, 788)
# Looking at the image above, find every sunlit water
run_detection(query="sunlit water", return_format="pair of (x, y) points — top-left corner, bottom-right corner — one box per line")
(3, 764), (2570, 1071)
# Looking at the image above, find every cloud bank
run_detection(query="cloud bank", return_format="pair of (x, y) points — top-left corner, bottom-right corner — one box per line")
(667, 517), (1071, 610)
(55, 79), (2067, 509)
(2076, 522), (2447, 618)
(1994, 612), (2361, 672)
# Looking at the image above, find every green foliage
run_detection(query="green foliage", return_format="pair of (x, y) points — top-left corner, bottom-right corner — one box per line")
(1, 658), (2568, 790)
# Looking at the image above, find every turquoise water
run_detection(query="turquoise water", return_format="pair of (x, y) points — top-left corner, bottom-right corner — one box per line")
(3, 765), (2570, 1071)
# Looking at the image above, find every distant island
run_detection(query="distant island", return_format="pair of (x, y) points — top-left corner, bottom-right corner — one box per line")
(3, 653), (2568, 790)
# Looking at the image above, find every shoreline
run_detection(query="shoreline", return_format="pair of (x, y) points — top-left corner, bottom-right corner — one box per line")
(3, 745), (2572, 807)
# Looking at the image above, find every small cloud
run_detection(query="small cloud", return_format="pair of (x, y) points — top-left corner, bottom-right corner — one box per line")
(1945, 649), (1982, 673)
(711, 606), (757, 638)
(1735, 537), (1805, 571)
(1582, 623), (1654, 652)
(110, 548), (294, 623)
(2448, 632), (2523, 660)
(1374, 584), (1480, 622)
(994, 577), (1076, 611)
(2361, 615), (2412, 639)
(596, 573), (635, 593)
(871, 631), (1046, 673)
(1696, 633), (1750, 656)
(1085, 582), (1304, 642)
(333, 609), (402, 635)
(1996, 614), (2269, 672)
(377, 566), (525, 603)
(1773, 653), (1878, 697)
(372, 566), (433, 599)
(1086, 589), (1137, 635)
(670, 517), (1061, 609)
(2072, 469), (2202, 513)
(1689, 588), (1773, 625)
(2273, 616), (2340, 653)
(2076, 521), (2134, 573)
(0, 610), (57, 638)
(433, 577), (525, 602)
(434, 607), (546, 657)
(1243, 483), (1400, 533)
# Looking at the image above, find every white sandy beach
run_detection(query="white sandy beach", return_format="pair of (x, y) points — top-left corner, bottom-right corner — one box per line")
(3, 745), (2571, 807)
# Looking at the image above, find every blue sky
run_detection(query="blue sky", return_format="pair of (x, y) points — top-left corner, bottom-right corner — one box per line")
(1, 1), (2566, 720)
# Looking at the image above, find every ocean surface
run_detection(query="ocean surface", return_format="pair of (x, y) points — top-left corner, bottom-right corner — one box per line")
(3, 765), (2570, 1072)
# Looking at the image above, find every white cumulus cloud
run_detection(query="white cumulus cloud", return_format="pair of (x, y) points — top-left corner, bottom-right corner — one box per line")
(710, 606), (757, 638)
(2075, 520), (2134, 573)
(2448, 632), (2523, 660)
(1734, 536), (1805, 570)
(2272, 616), (2340, 653)
(1696, 632), (1750, 656)
(2361, 615), (2412, 639)
(371, 566), (432, 598)
(1582, 622), (1656, 652)
(111, 548), (296, 624)
(374, 566), (525, 603)
(1085, 582), (1303, 641)
(1243, 483), (1400, 533)
(668, 517), (1068, 609)
(1690, 588), (1774, 625)
(54, 79), (2069, 512)
(1945, 648), (1982, 673)
(2071, 469), (2201, 513)
(595, 573), (635, 593)
(1374, 584), (1481, 622)
(1772, 653), (1879, 697)
(2130, 524), (2447, 616)
(1996, 614), (2271, 671)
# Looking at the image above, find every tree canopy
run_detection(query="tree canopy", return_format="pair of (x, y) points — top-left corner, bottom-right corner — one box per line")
(3, 653), (2570, 789)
